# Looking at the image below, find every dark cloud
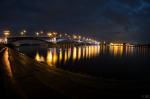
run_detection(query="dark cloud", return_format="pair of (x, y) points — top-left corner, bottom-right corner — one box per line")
(0, 0), (150, 42)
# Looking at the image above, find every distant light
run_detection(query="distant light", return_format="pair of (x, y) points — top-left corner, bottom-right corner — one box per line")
(59, 34), (62, 38)
(3, 30), (10, 37)
(36, 32), (39, 36)
(68, 35), (70, 38)
(40, 31), (44, 34)
(23, 30), (26, 33)
(78, 35), (81, 39)
(19, 30), (27, 36)
(73, 35), (77, 39)
(65, 33), (68, 36)
(110, 43), (123, 46)
(47, 32), (52, 37)
(53, 32), (57, 35)
(104, 41), (106, 44)
(110, 43), (114, 46)
(20, 32), (25, 36)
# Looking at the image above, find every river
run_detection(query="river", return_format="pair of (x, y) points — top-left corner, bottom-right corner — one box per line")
(15, 45), (150, 81)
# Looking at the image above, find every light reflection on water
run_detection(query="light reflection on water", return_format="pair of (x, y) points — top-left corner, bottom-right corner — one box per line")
(35, 45), (101, 66)
(34, 45), (137, 67)
(109, 45), (123, 56)
(3, 48), (13, 78)
(18, 45), (150, 80)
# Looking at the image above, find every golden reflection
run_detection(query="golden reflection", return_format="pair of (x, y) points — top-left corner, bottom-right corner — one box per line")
(67, 48), (71, 60)
(78, 47), (81, 60)
(64, 50), (67, 63)
(59, 49), (62, 63)
(85, 46), (89, 58)
(52, 48), (57, 65)
(109, 45), (123, 56)
(35, 52), (40, 61)
(129, 47), (134, 54)
(41, 56), (45, 62)
(82, 46), (85, 59)
(126, 46), (134, 55)
(91, 46), (94, 57)
(3, 48), (13, 78)
(88, 46), (91, 58)
(35, 52), (45, 62)
(73, 47), (77, 61)
(97, 45), (100, 54)
(84, 46), (100, 58)
(82, 46), (86, 59)
(47, 50), (52, 65)
(35, 45), (101, 67)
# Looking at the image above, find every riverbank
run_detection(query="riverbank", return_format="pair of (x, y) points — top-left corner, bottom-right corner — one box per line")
(0, 44), (149, 98)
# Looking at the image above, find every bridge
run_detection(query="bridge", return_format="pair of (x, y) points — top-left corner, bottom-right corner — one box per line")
(4, 36), (97, 46)
(7, 36), (57, 43)
(0, 34), (100, 46)
(0, 30), (100, 45)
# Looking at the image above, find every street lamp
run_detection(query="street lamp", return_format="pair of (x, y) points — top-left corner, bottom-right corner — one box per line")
(47, 32), (52, 37)
(65, 33), (68, 36)
(78, 35), (81, 39)
(53, 32), (57, 35)
(36, 32), (40, 36)
(3, 30), (10, 37)
(20, 32), (25, 36)
(53, 32), (57, 38)
(73, 35), (77, 39)
(23, 30), (26, 33)
(20, 30), (26, 36)
(3, 30), (10, 44)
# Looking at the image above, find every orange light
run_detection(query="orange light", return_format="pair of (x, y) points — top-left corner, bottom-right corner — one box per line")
(47, 32), (52, 37)
(3, 30), (10, 37)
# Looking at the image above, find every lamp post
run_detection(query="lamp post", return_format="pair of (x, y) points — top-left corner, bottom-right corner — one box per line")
(20, 32), (25, 36)
(36, 32), (40, 37)
(47, 32), (52, 37)
(3, 30), (10, 44)
(73, 35), (77, 39)
(59, 34), (62, 38)
(20, 30), (27, 36)
(3, 30), (10, 37)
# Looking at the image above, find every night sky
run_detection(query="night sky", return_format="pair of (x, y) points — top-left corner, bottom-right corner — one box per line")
(0, 0), (150, 42)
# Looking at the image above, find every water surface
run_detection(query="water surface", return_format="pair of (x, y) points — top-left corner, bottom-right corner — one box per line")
(16, 45), (150, 81)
